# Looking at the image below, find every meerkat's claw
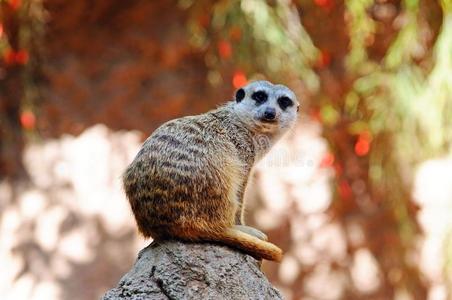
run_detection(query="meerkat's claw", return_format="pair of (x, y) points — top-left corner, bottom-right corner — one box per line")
(234, 225), (268, 241)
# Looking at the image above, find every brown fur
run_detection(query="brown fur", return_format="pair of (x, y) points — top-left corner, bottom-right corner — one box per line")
(123, 82), (298, 262)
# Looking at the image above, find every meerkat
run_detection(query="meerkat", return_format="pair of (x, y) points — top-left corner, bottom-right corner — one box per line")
(123, 80), (299, 262)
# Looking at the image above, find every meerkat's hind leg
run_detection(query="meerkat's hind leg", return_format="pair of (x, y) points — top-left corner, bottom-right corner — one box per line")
(233, 225), (268, 241)
(234, 206), (245, 225)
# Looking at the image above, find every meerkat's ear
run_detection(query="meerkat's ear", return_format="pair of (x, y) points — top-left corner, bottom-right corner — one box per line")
(235, 88), (245, 103)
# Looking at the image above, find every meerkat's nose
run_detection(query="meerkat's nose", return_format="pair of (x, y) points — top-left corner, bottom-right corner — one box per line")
(263, 107), (276, 121)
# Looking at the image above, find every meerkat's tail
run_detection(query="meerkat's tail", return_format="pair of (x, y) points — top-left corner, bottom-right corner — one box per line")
(150, 226), (283, 262)
(208, 228), (283, 262)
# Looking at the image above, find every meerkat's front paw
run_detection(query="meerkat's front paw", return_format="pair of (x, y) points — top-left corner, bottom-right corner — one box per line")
(234, 225), (268, 241)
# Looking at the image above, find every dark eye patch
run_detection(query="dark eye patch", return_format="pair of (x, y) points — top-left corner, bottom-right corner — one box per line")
(235, 88), (245, 102)
(278, 96), (293, 110)
(251, 91), (268, 104)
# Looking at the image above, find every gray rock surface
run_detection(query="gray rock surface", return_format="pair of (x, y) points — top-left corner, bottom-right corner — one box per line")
(102, 241), (283, 300)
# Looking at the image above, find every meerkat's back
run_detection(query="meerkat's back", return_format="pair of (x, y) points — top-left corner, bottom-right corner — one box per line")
(123, 109), (244, 237)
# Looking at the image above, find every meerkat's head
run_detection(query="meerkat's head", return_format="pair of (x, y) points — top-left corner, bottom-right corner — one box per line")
(233, 80), (299, 134)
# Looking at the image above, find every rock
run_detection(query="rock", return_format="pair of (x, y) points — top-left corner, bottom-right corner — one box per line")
(102, 241), (283, 300)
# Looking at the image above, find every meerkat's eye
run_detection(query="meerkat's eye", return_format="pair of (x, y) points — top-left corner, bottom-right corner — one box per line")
(278, 96), (293, 110)
(252, 91), (268, 104)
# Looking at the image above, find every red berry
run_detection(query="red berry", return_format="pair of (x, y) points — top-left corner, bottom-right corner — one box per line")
(20, 111), (36, 130)
(232, 71), (247, 88)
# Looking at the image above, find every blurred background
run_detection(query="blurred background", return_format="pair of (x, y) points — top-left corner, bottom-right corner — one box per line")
(1, 0), (451, 299)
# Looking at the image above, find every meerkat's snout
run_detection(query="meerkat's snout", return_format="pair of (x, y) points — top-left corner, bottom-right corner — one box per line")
(260, 107), (277, 123)
(262, 107), (276, 122)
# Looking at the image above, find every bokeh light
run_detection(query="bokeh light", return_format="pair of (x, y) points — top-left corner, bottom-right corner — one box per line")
(1, 1), (451, 299)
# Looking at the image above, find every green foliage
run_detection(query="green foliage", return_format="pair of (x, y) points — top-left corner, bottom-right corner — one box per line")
(185, 0), (452, 297)
(345, 0), (376, 73)
(184, 0), (319, 91)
